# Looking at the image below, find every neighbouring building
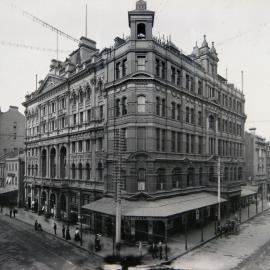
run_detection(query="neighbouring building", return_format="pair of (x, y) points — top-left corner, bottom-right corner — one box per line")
(245, 128), (269, 197)
(23, 0), (247, 242)
(0, 106), (25, 156)
(0, 151), (25, 207)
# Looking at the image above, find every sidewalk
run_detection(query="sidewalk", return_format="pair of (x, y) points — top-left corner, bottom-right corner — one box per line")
(2, 199), (269, 267)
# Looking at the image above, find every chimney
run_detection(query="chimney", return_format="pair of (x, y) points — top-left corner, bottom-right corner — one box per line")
(249, 128), (256, 136)
(79, 36), (97, 63)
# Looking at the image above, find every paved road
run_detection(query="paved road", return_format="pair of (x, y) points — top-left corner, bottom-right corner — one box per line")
(233, 235), (270, 270)
(0, 214), (102, 270)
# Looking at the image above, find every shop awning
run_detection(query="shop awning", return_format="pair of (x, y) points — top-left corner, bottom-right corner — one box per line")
(82, 192), (226, 218)
(241, 186), (258, 197)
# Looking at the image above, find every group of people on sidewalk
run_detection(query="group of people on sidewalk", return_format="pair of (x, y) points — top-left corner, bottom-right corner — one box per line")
(9, 208), (17, 218)
(149, 241), (166, 260)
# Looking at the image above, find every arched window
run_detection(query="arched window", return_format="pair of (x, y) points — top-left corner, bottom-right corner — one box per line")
(86, 163), (91, 180)
(157, 168), (165, 191)
(199, 167), (203, 185)
(122, 97), (127, 115)
(78, 163), (83, 180)
(86, 86), (91, 99)
(79, 90), (83, 103)
(137, 168), (146, 191)
(71, 163), (76, 179)
(50, 148), (56, 178)
(137, 96), (146, 113)
(187, 167), (194, 186)
(172, 168), (182, 188)
(41, 149), (47, 177)
(60, 146), (67, 179)
(209, 115), (215, 130)
(137, 23), (146, 39)
(116, 99), (120, 117)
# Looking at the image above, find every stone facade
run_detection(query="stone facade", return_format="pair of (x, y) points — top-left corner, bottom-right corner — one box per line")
(23, 0), (246, 234)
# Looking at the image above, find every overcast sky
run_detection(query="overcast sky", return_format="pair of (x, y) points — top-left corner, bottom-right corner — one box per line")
(0, 0), (270, 137)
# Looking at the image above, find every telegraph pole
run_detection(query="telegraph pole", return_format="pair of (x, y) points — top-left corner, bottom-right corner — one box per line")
(114, 129), (124, 245)
(217, 156), (221, 222)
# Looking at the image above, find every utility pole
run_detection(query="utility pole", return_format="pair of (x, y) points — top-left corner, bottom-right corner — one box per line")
(114, 129), (125, 245)
(85, 4), (88, 38)
(217, 156), (221, 222)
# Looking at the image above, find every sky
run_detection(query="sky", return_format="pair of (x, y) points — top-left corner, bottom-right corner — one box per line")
(0, 0), (270, 137)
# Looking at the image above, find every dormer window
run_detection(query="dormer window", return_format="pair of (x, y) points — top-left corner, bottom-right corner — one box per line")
(137, 23), (146, 39)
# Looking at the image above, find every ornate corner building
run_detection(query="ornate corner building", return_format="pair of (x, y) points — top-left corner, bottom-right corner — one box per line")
(23, 0), (246, 241)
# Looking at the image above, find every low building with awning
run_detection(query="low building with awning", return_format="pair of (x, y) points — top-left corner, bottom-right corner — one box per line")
(82, 191), (227, 242)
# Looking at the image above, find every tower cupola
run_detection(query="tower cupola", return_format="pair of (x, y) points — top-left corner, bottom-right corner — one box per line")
(128, 0), (155, 40)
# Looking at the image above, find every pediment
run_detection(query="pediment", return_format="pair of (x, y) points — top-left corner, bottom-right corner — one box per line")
(128, 192), (154, 200)
(131, 72), (153, 79)
(38, 75), (66, 94)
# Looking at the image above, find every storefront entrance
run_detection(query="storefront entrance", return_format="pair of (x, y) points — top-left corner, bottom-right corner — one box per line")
(135, 220), (148, 241)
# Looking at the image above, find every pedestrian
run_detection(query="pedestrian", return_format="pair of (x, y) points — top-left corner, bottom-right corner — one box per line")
(53, 223), (57, 235)
(95, 234), (101, 251)
(34, 220), (38, 231)
(158, 241), (163, 260)
(150, 242), (155, 259)
(13, 208), (16, 218)
(154, 242), (158, 259)
(37, 223), (42, 231)
(62, 225), (66, 238)
(138, 241), (142, 257)
(66, 226), (71, 240)
(75, 227), (81, 241)
(9, 208), (12, 218)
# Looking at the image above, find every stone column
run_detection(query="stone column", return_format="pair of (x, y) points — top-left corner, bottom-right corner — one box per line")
(55, 192), (60, 219)
(56, 145), (60, 179)
(37, 188), (41, 212)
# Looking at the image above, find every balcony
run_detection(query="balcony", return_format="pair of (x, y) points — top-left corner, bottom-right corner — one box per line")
(31, 177), (104, 191)
(207, 180), (242, 195)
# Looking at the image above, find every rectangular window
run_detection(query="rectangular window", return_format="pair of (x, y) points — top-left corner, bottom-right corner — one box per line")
(171, 131), (175, 152)
(86, 139), (91, 152)
(171, 66), (176, 83)
(99, 105), (103, 119)
(190, 77), (194, 92)
(186, 74), (189, 90)
(80, 112), (83, 124)
(72, 142), (76, 153)
(176, 70), (181, 86)
(190, 108), (194, 124)
(156, 59), (160, 77)
(87, 109), (91, 122)
(73, 114), (77, 125)
(191, 135), (195, 153)
(137, 127), (146, 151)
(198, 136), (203, 154)
(198, 80), (202, 95)
(177, 132), (181, 152)
(198, 111), (202, 126)
(122, 59), (127, 77)
(177, 104), (181, 121)
(116, 62), (120, 79)
(186, 134), (190, 153)
(78, 141), (83, 152)
(161, 62), (166, 79)
(137, 56), (146, 71)
(156, 128), (160, 151)
(186, 107), (190, 123)
(162, 129), (166, 152)
(171, 102), (175, 119)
